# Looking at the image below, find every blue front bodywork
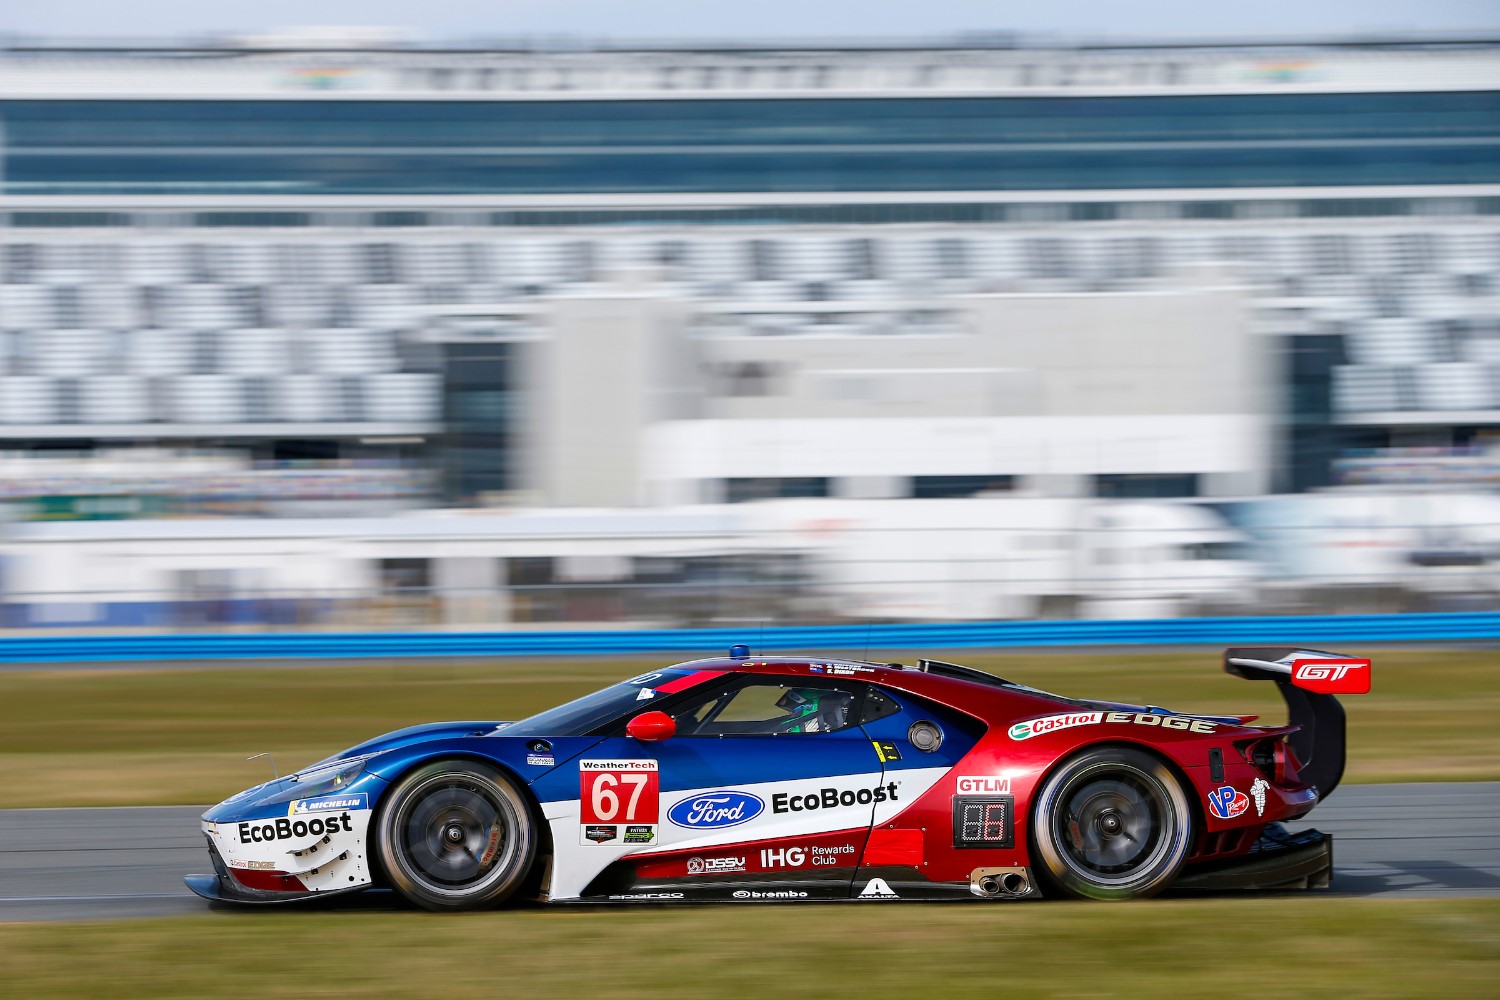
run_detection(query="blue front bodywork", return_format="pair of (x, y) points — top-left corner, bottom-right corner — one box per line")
(203, 721), (617, 824)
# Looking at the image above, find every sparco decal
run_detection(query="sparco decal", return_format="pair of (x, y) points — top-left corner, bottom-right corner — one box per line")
(609, 892), (684, 900)
(955, 776), (1011, 794)
(238, 813), (352, 843)
(667, 791), (765, 829)
(772, 784), (898, 813)
(1008, 713), (1103, 740)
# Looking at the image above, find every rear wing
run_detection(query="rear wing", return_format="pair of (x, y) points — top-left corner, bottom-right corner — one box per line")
(1224, 647), (1360, 798)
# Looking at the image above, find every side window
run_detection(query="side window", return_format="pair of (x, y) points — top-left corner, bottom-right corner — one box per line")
(860, 688), (901, 725)
(673, 680), (861, 736)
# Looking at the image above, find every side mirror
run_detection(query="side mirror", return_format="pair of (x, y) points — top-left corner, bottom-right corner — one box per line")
(626, 710), (676, 743)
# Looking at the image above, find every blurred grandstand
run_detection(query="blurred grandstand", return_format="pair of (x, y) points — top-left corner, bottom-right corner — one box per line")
(0, 32), (1498, 628)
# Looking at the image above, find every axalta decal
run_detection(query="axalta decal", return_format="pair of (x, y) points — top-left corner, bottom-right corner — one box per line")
(772, 783), (899, 813)
(288, 793), (368, 815)
(238, 813), (352, 843)
(667, 791), (765, 830)
(1008, 711), (1220, 741)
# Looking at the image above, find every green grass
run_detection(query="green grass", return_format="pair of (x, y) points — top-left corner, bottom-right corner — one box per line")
(1, 898), (1496, 998)
(0, 648), (1496, 808)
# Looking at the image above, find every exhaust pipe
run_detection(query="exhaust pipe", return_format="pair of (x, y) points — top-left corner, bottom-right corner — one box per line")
(970, 867), (1032, 898)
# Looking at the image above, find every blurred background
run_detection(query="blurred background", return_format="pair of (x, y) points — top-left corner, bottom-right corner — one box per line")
(1, 2), (1499, 635)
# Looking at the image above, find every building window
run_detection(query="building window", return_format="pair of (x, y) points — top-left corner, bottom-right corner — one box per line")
(934, 238), (968, 279)
(749, 240), (781, 281)
(565, 241), (596, 283)
(911, 475), (1015, 498)
(846, 239), (877, 280)
(1094, 473), (1200, 499)
(54, 286), (84, 327)
(4, 245), (40, 284)
(725, 477), (830, 503)
(364, 244), (401, 284)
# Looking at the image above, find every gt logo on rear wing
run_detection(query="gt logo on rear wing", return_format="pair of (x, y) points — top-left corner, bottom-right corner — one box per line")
(1290, 658), (1371, 695)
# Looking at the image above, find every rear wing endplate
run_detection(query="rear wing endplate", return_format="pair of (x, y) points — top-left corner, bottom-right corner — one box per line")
(1223, 647), (1351, 797)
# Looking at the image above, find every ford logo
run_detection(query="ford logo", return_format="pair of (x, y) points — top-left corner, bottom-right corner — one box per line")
(667, 791), (764, 829)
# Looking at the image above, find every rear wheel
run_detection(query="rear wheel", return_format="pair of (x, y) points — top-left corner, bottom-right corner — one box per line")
(1030, 747), (1192, 901)
(376, 760), (537, 911)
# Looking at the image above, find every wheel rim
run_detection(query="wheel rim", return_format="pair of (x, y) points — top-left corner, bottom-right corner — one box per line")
(1051, 765), (1175, 886)
(393, 773), (520, 897)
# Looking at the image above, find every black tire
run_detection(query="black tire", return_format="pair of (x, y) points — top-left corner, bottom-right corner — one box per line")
(376, 760), (537, 912)
(1030, 746), (1192, 901)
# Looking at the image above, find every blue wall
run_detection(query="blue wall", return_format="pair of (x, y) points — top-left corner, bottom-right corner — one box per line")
(1, 612), (1497, 663)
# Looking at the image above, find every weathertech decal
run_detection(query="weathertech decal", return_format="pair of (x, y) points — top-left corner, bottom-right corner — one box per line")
(1290, 658), (1371, 695)
(1008, 711), (1219, 740)
(580, 759), (659, 846)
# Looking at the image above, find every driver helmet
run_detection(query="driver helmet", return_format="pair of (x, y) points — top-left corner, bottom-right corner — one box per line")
(775, 688), (851, 733)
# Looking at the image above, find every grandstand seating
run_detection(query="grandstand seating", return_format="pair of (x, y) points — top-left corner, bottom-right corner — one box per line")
(1, 222), (1498, 427)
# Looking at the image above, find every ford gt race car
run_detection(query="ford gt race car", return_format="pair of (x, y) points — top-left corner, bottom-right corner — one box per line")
(187, 645), (1368, 909)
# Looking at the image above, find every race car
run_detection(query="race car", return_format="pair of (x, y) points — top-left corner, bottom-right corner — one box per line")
(186, 645), (1367, 909)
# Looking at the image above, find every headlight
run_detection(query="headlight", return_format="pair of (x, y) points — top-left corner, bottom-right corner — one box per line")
(253, 754), (376, 805)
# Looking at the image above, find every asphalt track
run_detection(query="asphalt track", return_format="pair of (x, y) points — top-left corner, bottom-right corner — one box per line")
(0, 782), (1495, 922)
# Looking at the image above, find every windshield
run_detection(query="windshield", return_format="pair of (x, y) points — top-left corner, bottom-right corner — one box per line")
(496, 669), (695, 739)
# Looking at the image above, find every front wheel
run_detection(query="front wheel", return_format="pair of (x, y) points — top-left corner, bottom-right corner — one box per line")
(376, 760), (537, 911)
(1030, 747), (1192, 900)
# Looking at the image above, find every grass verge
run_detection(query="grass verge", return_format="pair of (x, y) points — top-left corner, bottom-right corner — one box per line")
(0, 897), (1496, 999)
(0, 648), (1495, 807)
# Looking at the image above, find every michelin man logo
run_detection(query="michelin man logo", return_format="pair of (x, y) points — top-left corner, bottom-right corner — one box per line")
(1250, 778), (1269, 817)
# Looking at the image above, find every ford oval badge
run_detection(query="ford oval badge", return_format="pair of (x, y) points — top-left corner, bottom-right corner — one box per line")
(666, 790), (764, 829)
